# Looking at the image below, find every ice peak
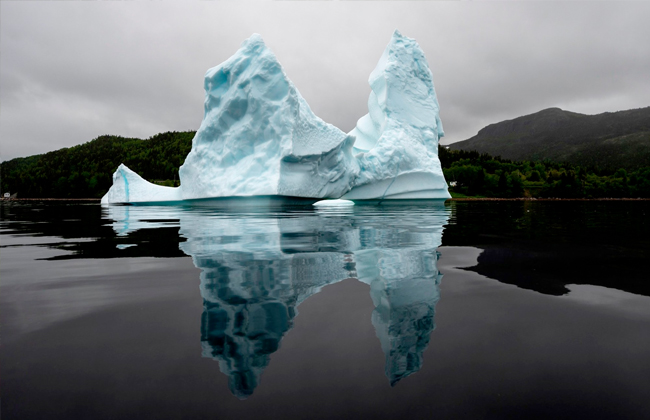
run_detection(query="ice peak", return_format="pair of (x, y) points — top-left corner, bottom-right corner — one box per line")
(178, 31), (358, 200)
(239, 33), (267, 52)
(384, 30), (428, 71)
(247, 32), (264, 43)
(390, 28), (415, 42)
(391, 29), (408, 43)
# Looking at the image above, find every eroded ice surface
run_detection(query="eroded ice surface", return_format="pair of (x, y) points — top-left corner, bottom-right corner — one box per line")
(344, 30), (449, 200)
(179, 34), (358, 200)
(102, 31), (449, 204)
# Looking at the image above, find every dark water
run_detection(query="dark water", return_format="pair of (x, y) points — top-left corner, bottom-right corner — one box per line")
(1, 200), (649, 419)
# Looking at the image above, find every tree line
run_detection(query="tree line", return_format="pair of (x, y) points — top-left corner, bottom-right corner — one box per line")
(439, 147), (650, 198)
(1, 131), (194, 198)
(2, 132), (649, 198)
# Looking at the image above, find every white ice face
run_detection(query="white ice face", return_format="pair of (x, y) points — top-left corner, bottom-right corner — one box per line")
(344, 30), (450, 200)
(102, 31), (449, 205)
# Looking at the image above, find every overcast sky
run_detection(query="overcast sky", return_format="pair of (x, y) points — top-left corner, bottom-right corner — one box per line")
(1, 1), (649, 161)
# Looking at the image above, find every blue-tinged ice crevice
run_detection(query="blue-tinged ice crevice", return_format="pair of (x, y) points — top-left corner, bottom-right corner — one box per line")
(343, 30), (450, 200)
(100, 164), (181, 205)
(178, 34), (358, 200)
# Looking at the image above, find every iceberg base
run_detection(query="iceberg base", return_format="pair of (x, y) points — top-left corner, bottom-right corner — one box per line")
(342, 172), (451, 200)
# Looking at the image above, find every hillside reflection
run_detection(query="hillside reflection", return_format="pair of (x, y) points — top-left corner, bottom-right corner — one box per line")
(106, 202), (449, 398)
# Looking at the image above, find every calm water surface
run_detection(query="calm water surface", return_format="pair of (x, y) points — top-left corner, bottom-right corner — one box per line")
(1, 200), (649, 419)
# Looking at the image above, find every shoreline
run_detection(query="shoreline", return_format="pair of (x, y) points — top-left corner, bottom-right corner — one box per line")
(1, 198), (101, 202)
(2, 197), (650, 203)
(448, 197), (650, 201)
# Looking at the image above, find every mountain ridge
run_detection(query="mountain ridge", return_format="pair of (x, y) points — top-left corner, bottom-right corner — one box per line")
(449, 106), (650, 169)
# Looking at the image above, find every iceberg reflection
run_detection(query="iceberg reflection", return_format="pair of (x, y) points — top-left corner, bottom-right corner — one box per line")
(106, 202), (449, 398)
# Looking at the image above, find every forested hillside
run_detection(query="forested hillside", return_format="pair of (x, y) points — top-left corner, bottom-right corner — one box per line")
(440, 147), (650, 198)
(1, 131), (194, 198)
(449, 107), (650, 169)
(2, 130), (650, 199)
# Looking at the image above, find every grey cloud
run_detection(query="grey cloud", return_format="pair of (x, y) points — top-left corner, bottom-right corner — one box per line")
(2, 2), (649, 159)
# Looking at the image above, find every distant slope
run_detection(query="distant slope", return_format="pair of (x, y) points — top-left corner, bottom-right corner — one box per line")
(1, 131), (194, 198)
(448, 107), (650, 169)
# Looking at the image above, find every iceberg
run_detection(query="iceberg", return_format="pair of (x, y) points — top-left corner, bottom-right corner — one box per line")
(102, 31), (449, 204)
